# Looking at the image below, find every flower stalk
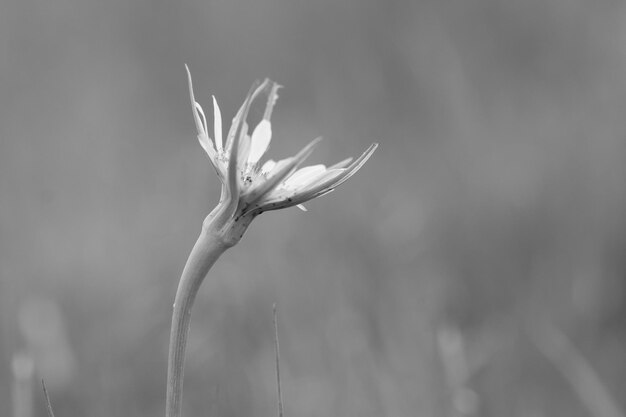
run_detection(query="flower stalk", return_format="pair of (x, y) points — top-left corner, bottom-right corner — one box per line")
(165, 211), (227, 417)
(165, 67), (377, 417)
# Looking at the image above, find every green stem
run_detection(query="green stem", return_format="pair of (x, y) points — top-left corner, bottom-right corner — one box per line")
(165, 218), (228, 417)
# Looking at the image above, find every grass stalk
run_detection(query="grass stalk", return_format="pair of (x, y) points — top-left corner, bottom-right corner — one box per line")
(273, 304), (284, 417)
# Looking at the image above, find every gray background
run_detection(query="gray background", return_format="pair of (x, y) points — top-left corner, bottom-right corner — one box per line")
(1, 0), (625, 416)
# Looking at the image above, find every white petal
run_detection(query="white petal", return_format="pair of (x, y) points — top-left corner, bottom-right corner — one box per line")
(248, 120), (272, 164)
(243, 137), (322, 205)
(194, 106), (216, 160)
(329, 157), (353, 169)
(267, 158), (292, 176)
(195, 103), (207, 136)
(225, 79), (270, 154)
(197, 133), (213, 156)
(300, 168), (345, 193)
(326, 143), (378, 189)
(244, 157), (291, 199)
(197, 133), (226, 180)
(261, 159), (276, 174)
(296, 204), (308, 211)
(259, 168), (344, 209)
(185, 65), (207, 138)
(237, 132), (251, 172)
(275, 144), (377, 204)
(212, 96), (223, 152)
(283, 164), (327, 188)
(198, 135), (214, 158)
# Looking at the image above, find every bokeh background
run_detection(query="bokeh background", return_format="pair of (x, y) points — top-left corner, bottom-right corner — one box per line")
(1, 0), (625, 416)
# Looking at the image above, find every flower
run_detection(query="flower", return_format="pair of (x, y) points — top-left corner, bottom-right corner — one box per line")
(185, 66), (377, 237)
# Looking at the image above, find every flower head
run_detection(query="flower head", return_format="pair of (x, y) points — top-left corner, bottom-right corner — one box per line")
(185, 66), (377, 244)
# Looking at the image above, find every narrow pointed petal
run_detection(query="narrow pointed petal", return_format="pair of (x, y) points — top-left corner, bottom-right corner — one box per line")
(186, 66), (223, 177)
(296, 168), (345, 198)
(194, 103), (214, 155)
(294, 143), (376, 201)
(225, 81), (258, 154)
(194, 103), (208, 137)
(329, 157), (353, 170)
(259, 143), (377, 211)
(248, 120), (272, 164)
(263, 82), (281, 120)
(185, 65), (207, 138)
(327, 143), (378, 189)
(291, 143), (378, 201)
(244, 137), (323, 204)
(264, 168), (344, 204)
(257, 169), (343, 211)
(212, 96), (223, 152)
(227, 79), (276, 203)
(247, 80), (278, 165)
(227, 94), (255, 202)
(225, 79), (270, 154)
(266, 158), (294, 175)
(227, 138), (241, 201)
(237, 131), (251, 174)
(197, 133), (216, 160)
(261, 159), (276, 174)
(196, 131), (228, 184)
(283, 164), (327, 188)
(296, 143), (377, 197)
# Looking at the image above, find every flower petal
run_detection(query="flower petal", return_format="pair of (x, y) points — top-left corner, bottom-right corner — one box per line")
(247, 81), (278, 164)
(212, 96), (223, 152)
(325, 143), (378, 189)
(258, 143), (377, 211)
(197, 133), (216, 160)
(194, 103), (208, 137)
(329, 157), (353, 170)
(185, 65), (207, 138)
(227, 86), (262, 203)
(263, 82), (281, 120)
(186, 66), (226, 178)
(261, 159), (276, 174)
(243, 137), (323, 205)
(291, 143), (378, 201)
(263, 168), (344, 205)
(283, 164), (327, 188)
(194, 103), (213, 154)
(248, 120), (272, 164)
(237, 130), (251, 174)
(267, 158), (294, 175)
(225, 79), (271, 155)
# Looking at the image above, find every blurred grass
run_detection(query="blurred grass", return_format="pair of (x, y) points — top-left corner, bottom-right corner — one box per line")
(1, 0), (625, 416)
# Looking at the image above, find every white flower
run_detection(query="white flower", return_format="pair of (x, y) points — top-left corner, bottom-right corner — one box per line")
(185, 66), (377, 222)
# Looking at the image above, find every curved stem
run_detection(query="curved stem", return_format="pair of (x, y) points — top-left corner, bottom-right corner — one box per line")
(165, 221), (228, 417)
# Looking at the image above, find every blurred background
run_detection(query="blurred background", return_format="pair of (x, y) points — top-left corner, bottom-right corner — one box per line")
(1, 0), (625, 416)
